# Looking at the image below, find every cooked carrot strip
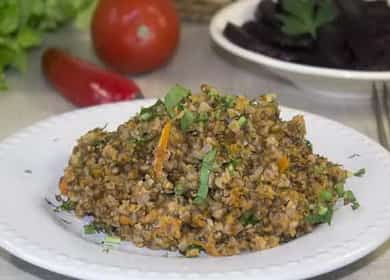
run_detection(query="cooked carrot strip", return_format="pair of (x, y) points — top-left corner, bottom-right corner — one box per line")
(153, 121), (172, 176)
(278, 155), (289, 173)
(59, 177), (68, 195)
(119, 215), (132, 225)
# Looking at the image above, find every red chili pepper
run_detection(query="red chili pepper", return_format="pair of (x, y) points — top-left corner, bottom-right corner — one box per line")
(42, 48), (142, 107)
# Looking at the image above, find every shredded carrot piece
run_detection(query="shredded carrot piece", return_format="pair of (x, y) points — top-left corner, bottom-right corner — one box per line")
(153, 121), (172, 176)
(278, 155), (289, 173)
(59, 177), (68, 195)
(119, 215), (132, 225)
(235, 96), (249, 111)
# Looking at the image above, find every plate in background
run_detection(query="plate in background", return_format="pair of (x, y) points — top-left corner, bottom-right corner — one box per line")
(210, 0), (390, 99)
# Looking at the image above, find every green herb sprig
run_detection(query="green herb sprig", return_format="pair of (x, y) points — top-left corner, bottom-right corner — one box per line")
(174, 183), (186, 196)
(239, 211), (260, 226)
(139, 100), (165, 121)
(0, 0), (97, 90)
(306, 205), (333, 225)
(194, 149), (217, 204)
(277, 0), (338, 38)
(353, 168), (366, 177)
(58, 199), (75, 212)
(83, 224), (97, 235)
(164, 85), (190, 117)
(306, 189), (335, 225)
(180, 109), (195, 131)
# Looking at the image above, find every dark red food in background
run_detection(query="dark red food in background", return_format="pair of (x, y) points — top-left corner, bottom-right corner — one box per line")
(42, 48), (141, 107)
(91, 0), (180, 74)
(224, 0), (390, 71)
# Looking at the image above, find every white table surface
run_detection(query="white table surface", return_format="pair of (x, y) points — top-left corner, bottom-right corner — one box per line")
(0, 23), (388, 280)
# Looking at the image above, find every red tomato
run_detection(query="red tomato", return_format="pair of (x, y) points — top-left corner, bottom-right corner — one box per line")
(91, 0), (180, 74)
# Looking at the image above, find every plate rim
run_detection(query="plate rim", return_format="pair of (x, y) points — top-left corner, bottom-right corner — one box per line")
(0, 99), (389, 280)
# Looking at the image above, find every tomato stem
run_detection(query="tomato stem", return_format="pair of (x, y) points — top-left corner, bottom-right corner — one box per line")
(137, 25), (152, 40)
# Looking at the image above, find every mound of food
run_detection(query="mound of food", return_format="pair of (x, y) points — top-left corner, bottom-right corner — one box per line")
(59, 85), (359, 256)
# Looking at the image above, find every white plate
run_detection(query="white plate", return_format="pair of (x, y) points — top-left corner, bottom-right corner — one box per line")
(209, 0), (390, 99)
(0, 99), (389, 280)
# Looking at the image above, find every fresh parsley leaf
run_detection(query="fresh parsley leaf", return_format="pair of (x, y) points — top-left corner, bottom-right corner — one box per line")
(237, 116), (247, 127)
(139, 111), (152, 121)
(306, 205), (333, 225)
(319, 190), (333, 202)
(102, 236), (121, 246)
(0, 1), (19, 36)
(91, 138), (106, 146)
(194, 149), (217, 204)
(227, 162), (235, 172)
(186, 244), (204, 251)
(305, 140), (313, 151)
(204, 86), (220, 98)
(212, 109), (222, 120)
(59, 199), (76, 211)
(91, 222), (113, 235)
(0, 72), (7, 90)
(222, 95), (235, 108)
(239, 211), (260, 226)
(180, 109), (195, 132)
(74, 0), (98, 30)
(139, 99), (164, 121)
(305, 214), (322, 224)
(197, 112), (209, 122)
(353, 168), (366, 177)
(164, 85), (191, 116)
(16, 27), (42, 48)
(351, 201), (360, 210)
(343, 190), (360, 209)
(278, 14), (315, 37)
(278, 0), (316, 37)
(39, 1), (89, 31)
(11, 47), (27, 72)
(0, 0), (96, 90)
(184, 244), (204, 257)
(278, 0), (338, 38)
(225, 157), (240, 173)
(83, 224), (97, 234)
(318, 205), (328, 216)
(131, 134), (156, 145)
(174, 183), (186, 196)
(31, 0), (45, 17)
(316, 0), (338, 27)
(0, 46), (15, 68)
(282, 0), (315, 22)
(335, 182), (345, 197)
(17, 0), (34, 28)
